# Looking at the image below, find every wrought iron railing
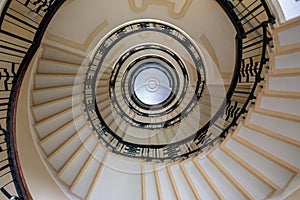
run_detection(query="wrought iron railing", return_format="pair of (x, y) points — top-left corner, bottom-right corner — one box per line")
(0, 0), (66, 199)
(83, 0), (275, 161)
(0, 0), (275, 199)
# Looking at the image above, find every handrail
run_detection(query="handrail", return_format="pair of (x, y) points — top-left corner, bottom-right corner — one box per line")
(82, 0), (275, 162)
(0, 0), (66, 199)
(0, 0), (275, 198)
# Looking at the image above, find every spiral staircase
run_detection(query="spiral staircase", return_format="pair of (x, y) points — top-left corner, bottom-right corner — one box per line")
(1, 0), (300, 199)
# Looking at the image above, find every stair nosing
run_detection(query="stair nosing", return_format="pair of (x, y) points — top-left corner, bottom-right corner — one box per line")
(40, 115), (84, 145)
(32, 84), (81, 93)
(57, 135), (95, 178)
(40, 58), (82, 67)
(47, 124), (89, 161)
(32, 94), (80, 109)
(69, 144), (100, 197)
(232, 135), (300, 173)
(221, 144), (285, 191)
(34, 105), (81, 134)
(86, 151), (108, 200)
(192, 158), (224, 200)
(208, 153), (255, 200)
(179, 163), (202, 200)
(244, 123), (300, 147)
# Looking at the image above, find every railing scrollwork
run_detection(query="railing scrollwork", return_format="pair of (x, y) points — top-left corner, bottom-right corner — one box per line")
(0, 0), (66, 199)
(0, 0), (275, 199)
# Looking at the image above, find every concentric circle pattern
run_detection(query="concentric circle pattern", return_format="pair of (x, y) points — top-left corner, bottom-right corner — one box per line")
(119, 44), (187, 117)
(15, 0), (298, 199)
(81, 19), (223, 161)
(130, 60), (175, 107)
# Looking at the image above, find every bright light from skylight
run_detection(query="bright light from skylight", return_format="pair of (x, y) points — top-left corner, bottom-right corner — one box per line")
(278, 0), (300, 20)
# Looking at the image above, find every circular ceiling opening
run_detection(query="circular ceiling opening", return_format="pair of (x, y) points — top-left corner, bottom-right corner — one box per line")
(132, 61), (173, 106)
(83, 19), (211, 159)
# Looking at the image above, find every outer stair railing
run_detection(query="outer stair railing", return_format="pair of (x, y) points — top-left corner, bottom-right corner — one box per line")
(0, 0), (275, 199)
(0, 1), (66, 199)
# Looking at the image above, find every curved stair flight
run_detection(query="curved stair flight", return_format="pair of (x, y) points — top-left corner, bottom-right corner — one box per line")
(28, 16), (300, 200)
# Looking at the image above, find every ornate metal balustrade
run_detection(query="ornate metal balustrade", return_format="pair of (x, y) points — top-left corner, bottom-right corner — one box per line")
(83, 0), (275, 162)
(0, 0), (275, 199)
(0, 1), (66, 199)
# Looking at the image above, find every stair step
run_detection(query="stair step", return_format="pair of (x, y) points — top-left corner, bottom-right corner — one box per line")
(248, 110), (300, 144)
(199, 102), (215, 116)
(271, 48), (300, 72)
(158, 130), (169, 145)
(99, 105), (113, 120)
(47, 126), (90, 171)
(40, 116), (86, 156)
(155, 165), (177, 200)
(70, 145), (107, 199)
(195, 156), (246, 200)
(274, 23), (300, 49)
(109, 117), (129, 138)
(200, 98), (222, 110)
(96, 93), (109, 102)
(259, 95), (300, 118)
(96, 79), (110, 87)
(96, 86), (109, 95)
(148, 130), (158, 144)
(58, 136), (98, 186)
(109, 115), (124, 133)
(211, 148), (274, 199)
(207, 155), (253, 199)
(163, 130), (176, 145)
(162, 128), (180, 144)
(35, 74), (82, 89)
(182, 159), (221, 199)
(162, 129), (171, 144)
(224, 137), (295, 189)
(87, 153), (142, 200)
(177, 118), (200, 138)
(149, 130), (159, 145)
(143, 164), (159, 200)
(205, 84), (228, 97)
(235, 126), (300, 171)
(263, 90), (300, 99)
(169, 164), (197, 200)
(97, 100), (111, 111)
(268, 75), (300, 93)
(34, 106), (81, 139)
(32, 95), (80, 121)
(190, 105), (211, 126)
(32, 85), (81, 105)
(178, 163), (202, 200)
(38, 59), (81, 75)
(42, 45), (84, 65)
(123, 127), (151, 145)
(166, 166), (182, 200)
(86, 152), (108, 200)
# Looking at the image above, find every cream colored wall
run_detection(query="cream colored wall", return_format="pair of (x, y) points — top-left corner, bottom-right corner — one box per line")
(16, 49), (69, 200)
(45, 0), (236, 73)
